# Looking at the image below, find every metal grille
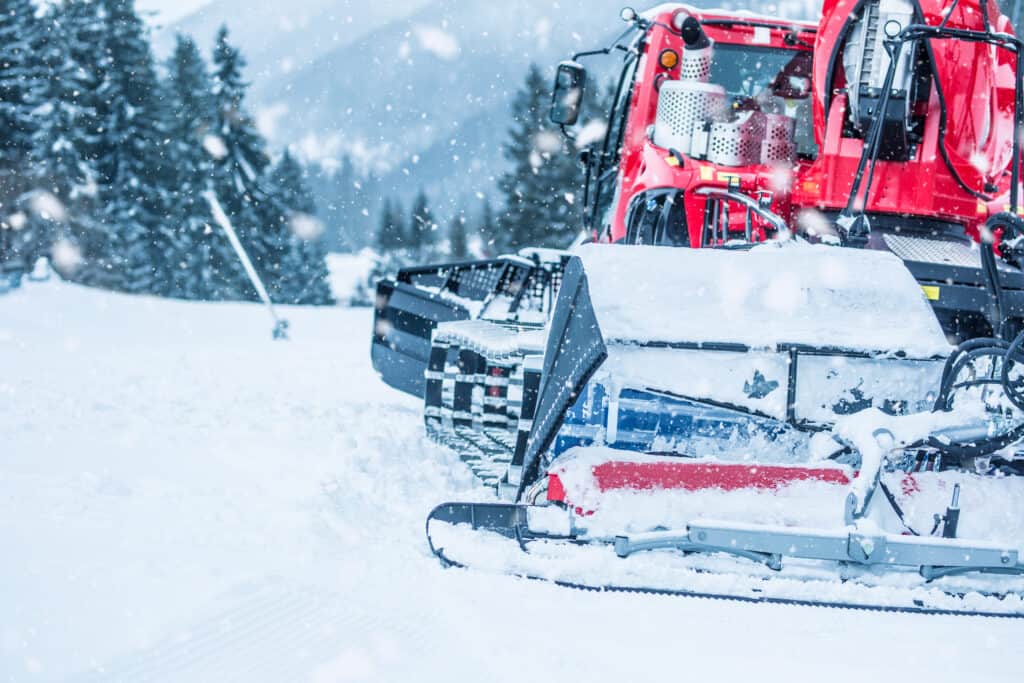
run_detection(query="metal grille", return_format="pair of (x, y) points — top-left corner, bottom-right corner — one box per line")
(761, 140), (795, 163)
(708, 111), (767, 167)
(761, 113), (796, 163)
(882, 234), (982, 268)
(680, 46), (713, 82)
(652, 81), (726, 155)
(516, 262), (566, 315)
(764, 113), (796, 142)
(448, 263), (504, 300)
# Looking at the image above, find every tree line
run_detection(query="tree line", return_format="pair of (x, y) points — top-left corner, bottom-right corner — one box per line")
(371, 63), (605, 265)
(0, 0), (332, 304)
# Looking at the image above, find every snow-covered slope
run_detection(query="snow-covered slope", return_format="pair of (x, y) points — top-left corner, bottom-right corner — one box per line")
(1, 281), (1022, 681)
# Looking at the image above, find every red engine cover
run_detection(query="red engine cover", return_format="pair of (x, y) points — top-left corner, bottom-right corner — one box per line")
(797, 0), (1018, 230)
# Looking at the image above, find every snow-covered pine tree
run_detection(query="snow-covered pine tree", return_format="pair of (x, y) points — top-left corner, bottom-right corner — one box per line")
(496, 64), (581, 253)
(29, 1), (108, 281)
(270, 152), (313, 216)
(449, 211), (468, 259)
(0, 0), (44, 268)
(478, 196), (498, 255)
(408, 188), (436, 260)
(92, 0), (175, 294)
(208, 25), (278, 301)
(367, 196), (408, 287)
(376, 198), (404, 252)
(165, 33), (220, 300)
(266, 150), (333, 305)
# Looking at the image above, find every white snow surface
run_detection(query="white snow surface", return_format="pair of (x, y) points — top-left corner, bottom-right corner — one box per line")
(2, 280), (1022, 682)
(325, 250), (376, 303)
(574, 242), (952, 357)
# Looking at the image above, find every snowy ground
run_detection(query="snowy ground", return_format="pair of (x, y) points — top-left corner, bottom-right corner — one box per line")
(1, 280), (1023, 682)
(325, 251), (375, 304)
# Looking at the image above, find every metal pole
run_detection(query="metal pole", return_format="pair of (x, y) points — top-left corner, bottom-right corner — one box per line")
(202, 190), (290, 340)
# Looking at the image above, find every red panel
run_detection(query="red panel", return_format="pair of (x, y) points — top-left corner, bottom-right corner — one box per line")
(591, 461), (851, 492)
(804, 0), (1017, 230)
(547, 460), (851, 505)
(547, 471), (567, 503)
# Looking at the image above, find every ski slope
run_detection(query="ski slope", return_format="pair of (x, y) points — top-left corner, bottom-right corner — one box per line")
(1, 280), (1022, 682)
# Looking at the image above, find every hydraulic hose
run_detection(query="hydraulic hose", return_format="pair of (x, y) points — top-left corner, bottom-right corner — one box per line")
(929, 329), (1024, 458)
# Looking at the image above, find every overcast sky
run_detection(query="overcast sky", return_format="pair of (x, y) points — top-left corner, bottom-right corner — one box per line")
(136, 0), (211, 25)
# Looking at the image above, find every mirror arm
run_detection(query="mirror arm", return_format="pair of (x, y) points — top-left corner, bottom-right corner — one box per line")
(560, 123), (578, 142)
(571, 23), (641, 62)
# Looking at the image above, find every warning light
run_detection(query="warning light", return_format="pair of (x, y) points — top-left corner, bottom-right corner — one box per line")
(658, 49), (680, 69)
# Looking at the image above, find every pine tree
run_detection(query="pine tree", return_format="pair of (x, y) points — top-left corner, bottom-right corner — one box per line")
(91, 0), (175, 294)
(0, 0), (44, 268)
(497, 64), (581, 253)
(0, 0), (40, 203)
(478, 196), (498, 254)
(208, 24), (277, 301)
(376, 198), (404, 252)
(165, 33), (218, 299)
(267, 150), (333, 304)
(35, 0), (109, 280)
(449, 212), (468, 259)
(408, 188), (436, 259)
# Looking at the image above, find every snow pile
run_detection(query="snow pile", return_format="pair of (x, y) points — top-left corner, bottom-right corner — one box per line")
(549, 447), (854, 535)
(574, 242), (951, 357)
(326, 250), (377, 304)
(547, 445), (1024, 554)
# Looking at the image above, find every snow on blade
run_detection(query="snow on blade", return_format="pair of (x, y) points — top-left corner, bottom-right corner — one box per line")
(573, 242), (951, 357)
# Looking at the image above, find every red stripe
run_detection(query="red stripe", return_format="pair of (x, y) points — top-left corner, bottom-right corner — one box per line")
(547, 460), (850, 504)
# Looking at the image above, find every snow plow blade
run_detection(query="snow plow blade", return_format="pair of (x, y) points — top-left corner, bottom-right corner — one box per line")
(423, 242), (1024, 616)
(447, 243), (951, 496)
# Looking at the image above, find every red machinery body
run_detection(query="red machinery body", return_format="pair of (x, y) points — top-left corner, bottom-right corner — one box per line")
(574, 1), (1024, 336)
(549, 0), (1024, 503)
(591, 7), (818, 246)
(796, 0), (1018, 235)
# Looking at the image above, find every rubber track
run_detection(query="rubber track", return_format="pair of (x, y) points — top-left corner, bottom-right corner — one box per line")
(426, 532), (1024, 621)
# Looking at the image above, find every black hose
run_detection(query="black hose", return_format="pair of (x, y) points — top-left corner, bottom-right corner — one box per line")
(981, 242), (1007, 338)
(928, 328), (1024, 458)
(932, 336), (1008, 411)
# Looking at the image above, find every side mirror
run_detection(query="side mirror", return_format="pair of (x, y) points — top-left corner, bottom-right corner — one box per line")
(550, 61), (586, 126)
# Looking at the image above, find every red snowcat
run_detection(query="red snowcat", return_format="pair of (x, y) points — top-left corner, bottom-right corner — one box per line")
(372, 1), (1024, 617)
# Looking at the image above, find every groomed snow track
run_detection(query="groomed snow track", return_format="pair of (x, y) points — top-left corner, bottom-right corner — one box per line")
(6, 279), (1024, 681)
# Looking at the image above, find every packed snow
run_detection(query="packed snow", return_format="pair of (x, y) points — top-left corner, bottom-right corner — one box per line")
(575, 242), (952, 357)
(2, 280), (1023, 682)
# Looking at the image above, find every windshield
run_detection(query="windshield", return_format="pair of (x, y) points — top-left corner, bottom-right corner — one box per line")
(709, 44), (817, 159)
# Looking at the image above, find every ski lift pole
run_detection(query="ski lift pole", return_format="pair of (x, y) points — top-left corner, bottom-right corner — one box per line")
(202, 190), (290, 340)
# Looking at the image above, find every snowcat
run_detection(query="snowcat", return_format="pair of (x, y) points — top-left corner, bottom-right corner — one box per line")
(371, 0), (1024, 616)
